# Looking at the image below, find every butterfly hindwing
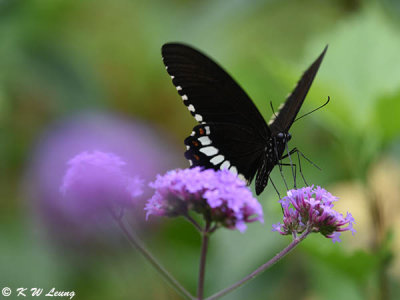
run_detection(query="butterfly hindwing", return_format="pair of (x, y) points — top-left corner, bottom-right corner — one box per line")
(184, 123), (265, 183)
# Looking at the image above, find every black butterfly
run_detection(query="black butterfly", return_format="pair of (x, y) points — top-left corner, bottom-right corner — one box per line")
(161, 43), (327, 195)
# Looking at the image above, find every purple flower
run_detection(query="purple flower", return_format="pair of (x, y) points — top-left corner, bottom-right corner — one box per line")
(25, 113), (180, 248)
(145, 167), (263, 232)
(273, 186), (355, 242)
(60, 151), (143, 217)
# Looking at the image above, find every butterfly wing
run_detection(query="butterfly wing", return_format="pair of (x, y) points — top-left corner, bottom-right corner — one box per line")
(162, 43), (270, 137)
(269, 46), (328, 135)
(162, 43), (270, 181)
(184, 123), (265, 182)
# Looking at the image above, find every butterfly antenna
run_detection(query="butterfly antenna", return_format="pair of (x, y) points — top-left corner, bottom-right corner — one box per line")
(270, 101), (285, 132)
(294, 96), (330, 123)
(270, 101), (278, 120)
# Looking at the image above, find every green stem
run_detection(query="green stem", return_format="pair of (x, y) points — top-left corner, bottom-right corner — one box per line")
(197, 223), (211, 299)
(205, 229), (311, 300)
(185, 214), (202, 232)
(113, 215), (195, 300)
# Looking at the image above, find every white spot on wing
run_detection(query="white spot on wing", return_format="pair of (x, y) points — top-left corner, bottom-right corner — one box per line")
(186, 145), (190, 150)
(195, 114), (203, 122)
(198, 136), (211, 145)
(205, 126), (210, 135)
(210, 155), (224, 165)
(176, 86), (182, 91)
(220, 160), (231, 170)
(170, 75), (175, 79)
(189, 160), (193, 166)
(230, 166), (238, 175)
(182, 95), (188, 101)
(268, 102), (285, 125)
(188, 104), (195, 112)
(191, 131), (195, 136)
(199, 146), (218, 156)
(268, 118), (275, 125)
(238, 174), (246, 182)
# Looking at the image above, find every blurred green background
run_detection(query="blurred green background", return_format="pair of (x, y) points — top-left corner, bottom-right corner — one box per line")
(1, 0), (400, 299)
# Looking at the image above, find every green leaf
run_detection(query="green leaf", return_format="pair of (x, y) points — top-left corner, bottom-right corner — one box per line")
(374, 90), (400, 142)
(303, 237), (379, 284)
(307, 5), (400, 132)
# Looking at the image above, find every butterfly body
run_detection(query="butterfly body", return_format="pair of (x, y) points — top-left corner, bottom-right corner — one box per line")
(162, 43), (326, 195)
(254, 133), (291, 195)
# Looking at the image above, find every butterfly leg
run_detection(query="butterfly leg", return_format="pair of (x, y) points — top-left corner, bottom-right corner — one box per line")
(294, 148), (321, 170)
(278, 162), (297, 188)
(276, 156), (289, 190)
(283, 148), (321, 170)
(284, 141), (296, 188)
(269, 177), (286, 213)
(281, 148), (305, 187)
(295, 151), (307, 186)
(269, 177), (281, 199)
(274, 142), (289, 190)
(281, 147), (321, 187)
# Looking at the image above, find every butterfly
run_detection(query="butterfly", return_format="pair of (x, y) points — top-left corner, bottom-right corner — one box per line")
(161, 43), (327, 195)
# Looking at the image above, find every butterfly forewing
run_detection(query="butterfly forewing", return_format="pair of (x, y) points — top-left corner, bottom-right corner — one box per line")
(162, 43), (270, 138)
(269, 46), (328, 135)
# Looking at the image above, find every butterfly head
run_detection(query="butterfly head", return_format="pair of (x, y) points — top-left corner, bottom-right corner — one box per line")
(276, 132), (291, 143)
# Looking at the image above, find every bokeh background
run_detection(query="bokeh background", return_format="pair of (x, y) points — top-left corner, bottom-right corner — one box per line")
(1, 0), (400, 299)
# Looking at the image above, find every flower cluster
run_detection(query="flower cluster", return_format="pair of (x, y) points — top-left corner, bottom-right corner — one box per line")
(145, 167), (263, 232)
(60, 151), (143, 217)
(272, 186), (355, 243)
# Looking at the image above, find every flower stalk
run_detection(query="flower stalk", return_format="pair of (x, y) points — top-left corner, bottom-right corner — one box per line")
(205, 228), (311, 300)
(112, 213), (195, 300)
(197, 222), (211, 300)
